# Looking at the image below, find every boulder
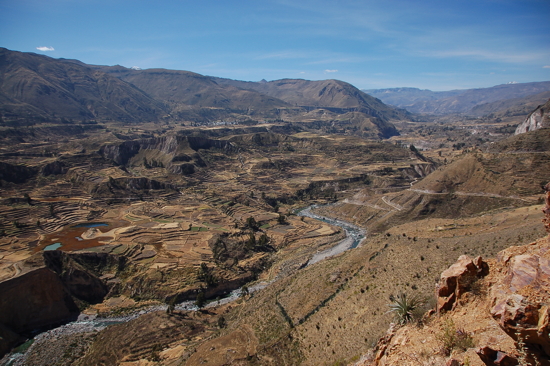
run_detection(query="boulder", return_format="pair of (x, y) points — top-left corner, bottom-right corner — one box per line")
(476, 346), (518, 366)
(490, 247), (550, 360)
(436, 255), (488, 312)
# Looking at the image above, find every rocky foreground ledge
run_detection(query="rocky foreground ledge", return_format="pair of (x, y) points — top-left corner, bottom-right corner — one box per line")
(356, 183), (550, 366)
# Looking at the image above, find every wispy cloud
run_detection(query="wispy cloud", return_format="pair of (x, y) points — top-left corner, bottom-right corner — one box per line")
(419, 48), (549, 64)
(36, 46), (54, 51)
(324, 69), (338, 73)
(544, 65), (550, 69)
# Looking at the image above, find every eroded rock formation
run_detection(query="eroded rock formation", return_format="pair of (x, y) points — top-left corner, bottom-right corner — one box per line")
(99, 135), (232, 167)
(0, 266), (79, 335)
(0, 251), (123, 357)
(515, 98), (550, 134)
(488, 183), (550, 362)
(436, 255), (488, 312)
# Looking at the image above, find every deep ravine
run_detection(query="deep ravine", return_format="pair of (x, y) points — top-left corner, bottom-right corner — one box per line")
(1, 204), (367, 366)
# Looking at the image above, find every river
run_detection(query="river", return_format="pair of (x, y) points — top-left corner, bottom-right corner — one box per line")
(1, 204), (366, 366)
(297, 204), (366, 265)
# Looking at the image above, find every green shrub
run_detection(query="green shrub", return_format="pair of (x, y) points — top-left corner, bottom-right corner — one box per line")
(387, 293), (424, 325)
(437, 319), (475, 355)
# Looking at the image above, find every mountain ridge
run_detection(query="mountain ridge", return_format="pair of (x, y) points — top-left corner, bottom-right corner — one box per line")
(0, 48), (404, 138)
(365, 82), (550, 115)
(0, 48), (167, 123)
(212, 77), (410, 121)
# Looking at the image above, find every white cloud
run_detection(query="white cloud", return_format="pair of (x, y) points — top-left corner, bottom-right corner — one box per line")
(544, 65), (550, 69)
(36, 46), (54, 52)
(324, 69), (338, 73)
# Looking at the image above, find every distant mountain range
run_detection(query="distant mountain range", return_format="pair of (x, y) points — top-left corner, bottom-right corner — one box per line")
(2, 47), (548, 135)
(0, 48), (408, 138)
(364, 82), (550, 115)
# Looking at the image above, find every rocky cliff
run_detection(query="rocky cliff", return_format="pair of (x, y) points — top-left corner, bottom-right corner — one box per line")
(0, 251), (125, 357)
(99, 135), (232, 167)
(0, 161), (38, 184)
(0, 266), (79, 335)
(515, 98), (550, 134)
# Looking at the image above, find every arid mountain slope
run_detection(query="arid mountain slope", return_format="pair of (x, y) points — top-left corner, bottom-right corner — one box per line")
(0, 48), (405, 138)
(363, 87), (463, 107)
(469, 90), (550, 118)
(321, 128), (550, 233)
(359, 185), (550, 366)
(213, 77), (410, 120)
(96, 66), (290, 112)
(414, 128), (550, 197)
(409, 82), (550, 115)
(0, 48), (166, 123)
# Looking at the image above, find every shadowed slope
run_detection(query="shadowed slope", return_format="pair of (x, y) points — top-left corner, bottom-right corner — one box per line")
(97, 66), (290, 112)
(0, 48), (166, 123)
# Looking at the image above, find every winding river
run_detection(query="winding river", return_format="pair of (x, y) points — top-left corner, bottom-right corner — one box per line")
(1, 205), (366, 366)
(297, 204), (366, 265)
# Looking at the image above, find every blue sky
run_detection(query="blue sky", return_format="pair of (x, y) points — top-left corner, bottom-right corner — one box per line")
(1, 0), (549, 91)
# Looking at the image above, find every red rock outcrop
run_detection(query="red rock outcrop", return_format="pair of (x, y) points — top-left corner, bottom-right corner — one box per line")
(436, 255), (488, 312)
(476, 346), (518, 366)
(359, 183), (550, 366)
(488, 184), (550, 363)
(543, 182), (550, 233)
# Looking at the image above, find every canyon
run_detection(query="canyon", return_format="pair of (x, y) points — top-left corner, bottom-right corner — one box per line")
(0, 48), (549, 365)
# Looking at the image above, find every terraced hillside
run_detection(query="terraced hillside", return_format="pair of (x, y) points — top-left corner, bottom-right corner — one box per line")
(0, 120), (434, 358)
(0, 102), (548, 365)
(320, 128), (549, 234)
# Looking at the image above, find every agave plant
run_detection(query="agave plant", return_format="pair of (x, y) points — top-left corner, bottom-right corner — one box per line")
(388, 292), (424, 325)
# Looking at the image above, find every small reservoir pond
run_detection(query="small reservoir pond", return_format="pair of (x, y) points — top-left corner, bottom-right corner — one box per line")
(43, 243), (62, 251)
